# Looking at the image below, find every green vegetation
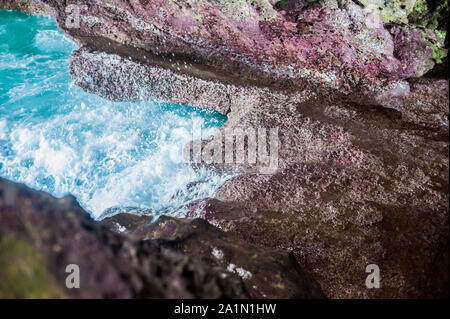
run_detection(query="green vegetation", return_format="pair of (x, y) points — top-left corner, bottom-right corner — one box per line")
(0, 237), (66, 298)
(408, 0), (449, 30)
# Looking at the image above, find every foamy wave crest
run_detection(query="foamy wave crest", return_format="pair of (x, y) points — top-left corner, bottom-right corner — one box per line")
(1, 102), (229, 218)
(0, 10), (228, 219)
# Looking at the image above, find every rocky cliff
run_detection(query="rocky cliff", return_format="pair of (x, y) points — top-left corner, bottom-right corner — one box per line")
(0, 0), (448, 298)
(0, 178), (252, 298)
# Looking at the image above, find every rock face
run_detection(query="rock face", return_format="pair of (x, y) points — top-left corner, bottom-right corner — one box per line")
(187, 74), (448, 298)
(1, 0), (449, 299)
(100, 213), (325, 298)
(0, 178), (249, 298)
(0, 0), (49, 14)
(2, 0), (443, 109)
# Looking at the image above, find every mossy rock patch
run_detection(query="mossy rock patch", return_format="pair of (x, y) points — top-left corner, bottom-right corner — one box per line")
(0, 237), (66, 298)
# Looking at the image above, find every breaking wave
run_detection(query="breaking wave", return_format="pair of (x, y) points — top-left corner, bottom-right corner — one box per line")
(0, 10), (228, 219)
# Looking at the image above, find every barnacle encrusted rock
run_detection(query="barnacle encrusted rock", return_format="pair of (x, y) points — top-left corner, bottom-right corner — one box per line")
(1, 0), (448, 299)
(0, 178), (249, 298)
(100, 213), (325, 298)
(0, 0), (49, 14)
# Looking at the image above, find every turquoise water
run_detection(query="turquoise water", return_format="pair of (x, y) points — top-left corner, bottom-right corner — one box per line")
(0, 10), (227, 218)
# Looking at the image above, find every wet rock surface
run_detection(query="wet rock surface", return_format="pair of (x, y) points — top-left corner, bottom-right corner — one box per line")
(186, 82), (449, 298)
(100, 213), (325, 298)
(0, 178), (249, 298)
(1, 0), (448, 299)
(1, 0), (444, 105)
(0, 0), (49, 14)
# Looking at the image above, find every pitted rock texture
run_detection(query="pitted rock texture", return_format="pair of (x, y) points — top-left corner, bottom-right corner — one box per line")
(5, 0), (445, 105)
(0, 178), (249, 298)
(185, 80), (449, 298)
(101, 213), (325, 299)
(0, 0), (49, 14)
(70, 47), (239, 114)
(2, 0), (449, 299)
(408, 0), (449, 31)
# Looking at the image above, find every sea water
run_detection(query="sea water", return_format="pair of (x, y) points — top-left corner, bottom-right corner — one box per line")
(0, 10), (228, 219)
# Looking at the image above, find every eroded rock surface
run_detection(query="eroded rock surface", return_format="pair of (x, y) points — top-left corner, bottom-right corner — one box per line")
(1, 0), (448, 299)
(186, 82), (449, 298)
(0, 178), (249, 298)
(0, 0), (49, 14)
(100, 213), (325, 298)
(1, 0), (444, 108)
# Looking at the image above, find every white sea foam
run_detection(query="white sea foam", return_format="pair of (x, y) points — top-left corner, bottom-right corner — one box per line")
(34, 29), (73, 53)
(0, 11), (229, 219)
(1, 98), (229, 218)
(0, 119), (6, 140)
